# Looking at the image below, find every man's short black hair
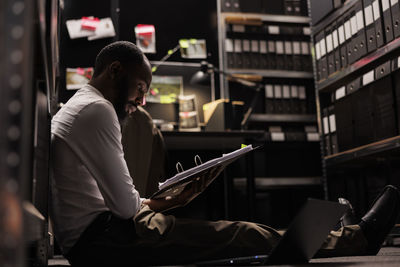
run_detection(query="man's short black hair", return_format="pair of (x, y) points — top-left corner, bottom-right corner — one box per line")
(93, 41), (145, 77)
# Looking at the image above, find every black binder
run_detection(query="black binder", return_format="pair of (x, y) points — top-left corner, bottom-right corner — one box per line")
(233, 39), (243, 69)
(259, 40), (268, 69)
(315, 31), (328, 80)
(337, 17), (349, 68)
(290, 85), (301, 114)
(301, 41), (313, 72)
(268, 40), (277, 69)
(276, 40), (286, 70)
(328, 105), (339, 154)
(325, 26), (336, 75)
(322, 108), (332, 155)
(282, 85), (292, 113)
(355, 1), (368, 60)
(373, 61), (396, 141)
(390, 0), (400, 37)
(242, 39), (252, 69)
(373, 0), (385, 47)
(250, 39), (260, 69)
(364, 0), (378, 52)
(299, 85), (307, 114)
(335, 86), (355, 151)
(265, 84), (275, 114)
(382, 0), (394, 43)
(284, 40), (294, 70)
(331, 22), (341, 72)
(346, 77), (361, 95)
(225, 38), (235, 69)
(293, 41), (302, 71)
(347, 7), (358, 63)
(274, 85), (284, 114)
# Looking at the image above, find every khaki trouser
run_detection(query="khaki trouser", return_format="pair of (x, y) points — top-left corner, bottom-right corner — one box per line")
(67, 205), (368, 266)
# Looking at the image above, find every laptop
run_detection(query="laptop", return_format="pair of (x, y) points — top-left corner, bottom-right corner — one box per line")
(197, 198), (348, 266)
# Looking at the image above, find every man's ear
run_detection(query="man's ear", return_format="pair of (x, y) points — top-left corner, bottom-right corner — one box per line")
(108, 61), (123, 80)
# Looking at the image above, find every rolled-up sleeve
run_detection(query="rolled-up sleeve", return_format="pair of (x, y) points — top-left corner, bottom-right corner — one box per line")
(69, 101), (142, 219)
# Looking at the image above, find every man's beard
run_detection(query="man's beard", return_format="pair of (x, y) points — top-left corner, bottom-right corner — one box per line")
(113, 75), (131, 125)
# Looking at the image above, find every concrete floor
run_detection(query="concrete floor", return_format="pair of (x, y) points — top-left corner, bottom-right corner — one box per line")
(48, 246), (400, 266)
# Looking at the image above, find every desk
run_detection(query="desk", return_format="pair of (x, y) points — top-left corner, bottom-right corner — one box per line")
(161, 130), (265, 220)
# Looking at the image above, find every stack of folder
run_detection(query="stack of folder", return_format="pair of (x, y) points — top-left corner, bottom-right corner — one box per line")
(264, 84), (309, 114)
(314, 0), (400, 82)
(221, 0), (308, 15)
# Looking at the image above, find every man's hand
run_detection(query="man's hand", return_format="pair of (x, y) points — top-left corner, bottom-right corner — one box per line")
(143, 182), (198, 212)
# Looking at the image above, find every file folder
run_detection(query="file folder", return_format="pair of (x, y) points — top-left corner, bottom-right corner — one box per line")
(325, 26), (336, 75)
(274, 85), (284, 113)
(335, 88), (355, 151)
(355, 1), (368, 59)
(349, 8), (359, 63)
(284, 40), (294, 70)
(293, 41), (302, 71)
(346, 77), (361, 95)
(301, 41), (313, 72)
(364, 0), (378, 52)
(299, 85), (307, 114)
(290, 85), (301, 114)
(328, 106), (339, 154)
(316, 31), (328, 79)
(265, 84), (275, 114)
(344, 14), (354, 65)
(250, 39), (260, 69)
(276, 40), (286, 70)
(373, 0), (385, 47)
(372, 63), (396, 141)
(331, 22), (341, 72)
(233, 39), (243, 68)
(337, 18), (348, 68)
(225, 39), (235, 69)
(242, 39), (252, 69)
(382, 0), (394, 43)
(259, 40), (268, 69)
(282, 84), (292, 113)
(268, 40), (277, 69)
(322, 108), (332, 155)
(390, 0), (400, 37)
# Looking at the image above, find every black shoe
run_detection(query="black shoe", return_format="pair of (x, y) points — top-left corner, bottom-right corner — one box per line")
(359, 185), (400, 255)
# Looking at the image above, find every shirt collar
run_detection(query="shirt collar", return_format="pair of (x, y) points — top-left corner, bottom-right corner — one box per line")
(84, 84), (105, 99)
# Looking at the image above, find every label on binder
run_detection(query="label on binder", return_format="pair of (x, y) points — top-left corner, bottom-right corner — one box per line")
(303, 27), (311, 35)
(276, 41), (284, 54)
(260, 40), (267, 53)
(307, 133), (320, 142)
(320, 38), (327, 56)
(365, 6), (374, 26)
(268, 25), (280, 34)
(335, 86), (346, 100)
(373, 1), (381, 20)
(350, 16), (358, 36)
(251, 40), (259, 52)
(323, 117), (329, 134)
(298, 86), (306, 99)
(234, 39), (242, 52)
(338, 25), (346, 44)
(382, 0), (390, 11)
(345, 20), (352, 40)
(265, 85), (274, 98)
(333, 30), (339, 48)
(274, 85), (282, 98)
(356, 10), (365, 31)
(291, 85), (299, 98)
(225, 39), (234, 52)
(326, 34), (333, 53)
(329, 114), (336, 132)
(232, 24), (245, 32)
(363, 70), (375, 85)
(391, 0), (399, 6)
(315, 42), (321, 59)
(301, 42), (310, 55)
(293, 41), (301, 54)
(271, 132), (285, 142)
(242, 40), (250, 52)
(284, 41), (293, 54)
(283, 85), (290, 98)
(268, 41), (275, 52)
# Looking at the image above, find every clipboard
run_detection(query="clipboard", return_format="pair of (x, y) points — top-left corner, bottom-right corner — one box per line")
(150, 145), (258, 206)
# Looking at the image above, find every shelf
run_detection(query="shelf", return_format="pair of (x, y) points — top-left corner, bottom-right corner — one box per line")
(324, 135), (400, 166)
(227, 69), (314, 79)
(249, 114), (317, 123)
(221, 12), (310, 24)
(234, 177), (322, 189)
(311, 0), (358, 32)
(316, 37), (400, 93)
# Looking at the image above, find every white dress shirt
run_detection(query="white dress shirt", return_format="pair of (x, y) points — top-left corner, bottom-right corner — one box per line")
(50, 84), (142, 254)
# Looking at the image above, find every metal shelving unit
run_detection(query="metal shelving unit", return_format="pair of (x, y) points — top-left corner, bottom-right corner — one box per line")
(249, 113), (316, 123)
(227, 69), (314, 78)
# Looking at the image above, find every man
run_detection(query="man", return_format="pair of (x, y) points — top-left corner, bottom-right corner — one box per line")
(51, 41), (400, 266)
